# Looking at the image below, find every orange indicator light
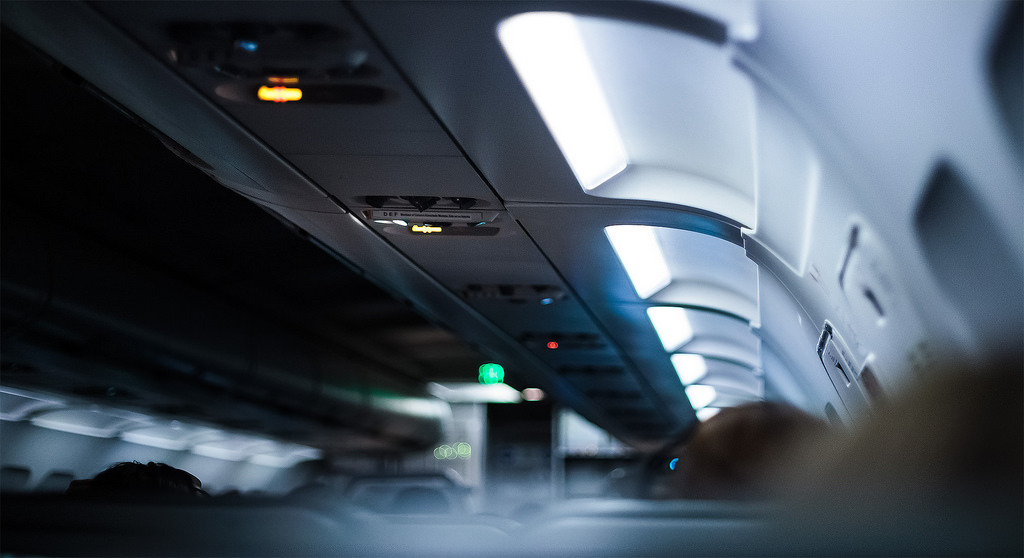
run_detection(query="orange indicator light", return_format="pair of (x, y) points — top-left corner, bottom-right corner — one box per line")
(546, 341), (559, 349)
(411, 225), (443, 234)
(267, 76), (300, 84)
(257, 86), (302, 103)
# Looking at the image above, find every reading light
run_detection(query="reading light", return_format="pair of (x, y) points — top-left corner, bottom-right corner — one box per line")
(522, 388), (545, 401)
(647, 307), (694, 352)
(685, 385), (717, 409)
(671, 354), (708, 385)
(411, 224), (443, 234)
(257, 86), (302, 103)
(499, 12), (628, 190)
(696, 407), (721, 421)
(605, 226), (671, 299)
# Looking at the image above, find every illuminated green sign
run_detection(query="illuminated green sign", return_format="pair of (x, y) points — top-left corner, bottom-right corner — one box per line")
(478, 363), (505, 384)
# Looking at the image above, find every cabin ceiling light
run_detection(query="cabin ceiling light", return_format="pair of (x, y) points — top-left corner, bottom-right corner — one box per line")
(0, 387), (65, 421)
(249, 444), (323, 468)
(647, 307), (694, 352)
(30, 408), (150, 439)
(121, 424), (224, 451)
(605, 225), (672, 299)
(499, 12), (628, 190)
(695, 407), (721, 421)
(685, 384), (717, 409)
(192, 435), (275, 462)
(671, 353), (708, 385)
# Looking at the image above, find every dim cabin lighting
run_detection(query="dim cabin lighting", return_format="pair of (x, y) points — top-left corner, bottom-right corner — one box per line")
(671, 354), (708, 385)
(498, 12), (628, 190)
(605, 226), (671, 299)
(522, 388), (545, 401)
(647, 307), (694, 352)
(685, 385), (717, 409)
(257, 85), (302, 103)
(696, 407), (721, 421)
(411, 224), (443, 234)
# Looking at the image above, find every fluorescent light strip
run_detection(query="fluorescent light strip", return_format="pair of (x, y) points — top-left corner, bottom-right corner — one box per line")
(685, 385), (717, 409)
(647, 307), (694, 352)
(499, 12), (628, 190)
(606, 226), (672, 299)
(671, 353), (708, 385)
(696, 407), (721, 421)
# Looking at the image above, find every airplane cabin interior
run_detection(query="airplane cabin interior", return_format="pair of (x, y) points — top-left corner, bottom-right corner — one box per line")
(1, 1), (1021, 555)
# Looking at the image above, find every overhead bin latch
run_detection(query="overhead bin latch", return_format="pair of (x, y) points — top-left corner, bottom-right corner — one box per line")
(816, 322), (870, 418)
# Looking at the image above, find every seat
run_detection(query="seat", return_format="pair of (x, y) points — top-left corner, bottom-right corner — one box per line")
(389, 486), (452, 515)
(1, 465), (32, 492)
(35, 470), (75, 493)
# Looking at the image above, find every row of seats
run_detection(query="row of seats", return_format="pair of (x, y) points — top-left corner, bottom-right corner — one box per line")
(3, 492), (1018, 556)
(0, 466), (74, 493)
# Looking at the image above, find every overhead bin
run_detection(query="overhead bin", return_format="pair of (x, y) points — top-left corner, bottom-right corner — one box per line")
(498, 11), (757, 225)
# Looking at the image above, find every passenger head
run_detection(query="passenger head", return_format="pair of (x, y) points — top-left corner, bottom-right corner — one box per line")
(671, 401), (829, 500)
(773, 358), (1023, 553)
(67, 461), (207, 498)
(790, 358), (1022, 510)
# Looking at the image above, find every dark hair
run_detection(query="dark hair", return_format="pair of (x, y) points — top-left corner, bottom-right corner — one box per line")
(675, 401), (827, 500)
(68, 461), (207, 497)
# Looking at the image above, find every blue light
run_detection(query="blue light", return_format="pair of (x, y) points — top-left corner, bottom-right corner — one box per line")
(668, 457), (679, 471)
(236, 40), (258, 53)
(540, 297), (554, 305)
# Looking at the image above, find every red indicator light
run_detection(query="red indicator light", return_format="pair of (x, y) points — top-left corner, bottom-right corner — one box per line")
(546, 341), (559, 349)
